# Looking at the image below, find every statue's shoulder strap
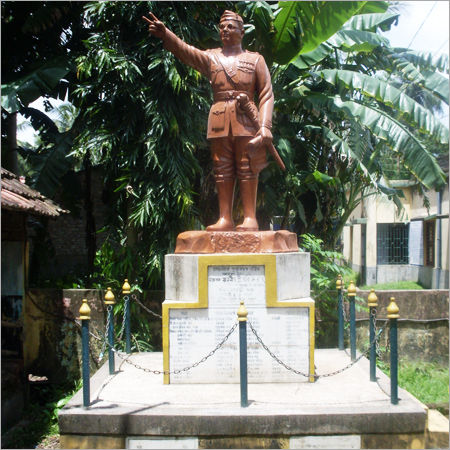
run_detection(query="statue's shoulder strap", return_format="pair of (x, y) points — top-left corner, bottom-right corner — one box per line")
(213, 50), (239, 87)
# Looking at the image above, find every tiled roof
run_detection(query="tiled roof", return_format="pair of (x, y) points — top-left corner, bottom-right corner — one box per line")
(1, 168), (69, 217)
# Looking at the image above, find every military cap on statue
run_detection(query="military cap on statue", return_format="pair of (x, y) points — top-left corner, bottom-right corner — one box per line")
(220, 10), (244, 25)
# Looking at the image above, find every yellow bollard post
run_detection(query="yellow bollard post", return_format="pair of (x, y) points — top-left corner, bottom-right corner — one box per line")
(122, 279), (132, 353)
(104, 288), (116, 374)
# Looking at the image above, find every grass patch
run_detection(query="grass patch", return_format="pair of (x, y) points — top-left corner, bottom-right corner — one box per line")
(359, 280), (424, 290)
(377, 359), (449, 406)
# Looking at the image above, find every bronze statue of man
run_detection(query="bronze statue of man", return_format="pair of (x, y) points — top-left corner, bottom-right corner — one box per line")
(143, 10), (277, 231)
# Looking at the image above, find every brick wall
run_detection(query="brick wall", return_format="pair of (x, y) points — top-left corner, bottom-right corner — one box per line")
(33, 168), (111, 278)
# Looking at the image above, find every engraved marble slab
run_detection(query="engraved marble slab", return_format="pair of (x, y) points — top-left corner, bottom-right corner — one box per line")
(167, 263), (312, 383)
(169, 307), (310, 383)
(208, 265), (266, 307)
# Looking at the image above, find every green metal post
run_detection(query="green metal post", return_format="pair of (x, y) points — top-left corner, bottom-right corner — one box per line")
(104, 287), (115, 375)
(108, 305), (115, 374)
(337, 275), (344, 350)
(348, 281), (357, 361)
(82, 320), (90, 407)
(237, 301), (248, 408)
(122, 280), (131, 354)
(350, 298), (356, 360)
(369, 308), (376, 381)
(390, 319), (398, 404)
(79, 299), (91, 408)
(125, 297), (131, 354)
(368, 289), (378, 382)
(388, 297), (399, 405)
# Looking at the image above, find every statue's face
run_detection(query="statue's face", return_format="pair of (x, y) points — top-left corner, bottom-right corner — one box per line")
(219, 20), (244, 46)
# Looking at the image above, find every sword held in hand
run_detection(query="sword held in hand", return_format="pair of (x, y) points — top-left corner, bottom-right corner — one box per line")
(236, 93), (286, 173)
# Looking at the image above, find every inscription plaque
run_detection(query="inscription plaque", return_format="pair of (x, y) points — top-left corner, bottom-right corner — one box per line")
(208, 265), (266, 306)
(168, 264), (311, 383)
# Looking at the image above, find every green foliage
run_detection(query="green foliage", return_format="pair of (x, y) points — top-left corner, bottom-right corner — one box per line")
(315, 69), (448, 144)
(67, 1), (235, 288)
(260, 1), (448, 246)
(359, 281), (424, 290)
(301, 233), (352, 294)
(299, 233), (353, 341)
(112, 294), (155, 353)
(5, 1), (449, 287)
(377, 360), (449, 406)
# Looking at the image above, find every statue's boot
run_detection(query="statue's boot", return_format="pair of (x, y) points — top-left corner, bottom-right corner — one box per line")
(236, 178), (259, 231)
(206, 179), (235, 231)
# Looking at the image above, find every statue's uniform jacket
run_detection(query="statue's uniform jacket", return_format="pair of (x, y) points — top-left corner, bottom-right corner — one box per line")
(162, 29), (274, 141)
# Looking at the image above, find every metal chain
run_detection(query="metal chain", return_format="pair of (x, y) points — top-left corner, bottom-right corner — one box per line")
(320, 323), (387, 377)
(110, 322), (238, 375)
(116, 295), (129, 342)
(248, 320), (312, 378)
(131, 293), (162, 319)
(374, 312), (389, 358)
(342, 296), (348, 323)
(372, 307), (380, 356)
(386, 321), (391, 352)
(97, 305), (112, 363)
(249, 320), (387, 379)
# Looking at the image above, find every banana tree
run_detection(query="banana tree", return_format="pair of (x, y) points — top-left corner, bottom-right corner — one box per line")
(238, 1), (448, 247)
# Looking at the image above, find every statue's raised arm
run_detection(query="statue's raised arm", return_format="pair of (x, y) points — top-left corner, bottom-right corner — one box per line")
(143, 10), (283, 232)
(142, 13), (166, 39)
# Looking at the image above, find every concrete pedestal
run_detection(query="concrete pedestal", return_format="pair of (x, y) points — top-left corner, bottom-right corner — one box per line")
(163, 252), (314, 384)
(59, 349), (435, 449)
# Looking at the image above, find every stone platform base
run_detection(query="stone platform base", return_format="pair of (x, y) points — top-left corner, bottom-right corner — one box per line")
(57, 349), (442, 449)
(175, 230), (298, 254)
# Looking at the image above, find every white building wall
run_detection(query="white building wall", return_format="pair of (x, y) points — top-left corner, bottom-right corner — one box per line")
(341, 183), (449, 289)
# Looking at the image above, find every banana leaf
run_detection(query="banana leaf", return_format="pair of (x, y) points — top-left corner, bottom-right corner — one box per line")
(328, 29), (389, 53)
(1, 57), (72, 113)
(315, 69), (449, 144)
(392, 48), (449, 73)
(304, 124), (378, 186)
(342, 12), (399, 32)
(291, 43), (333, 69)
(304, 93), (447, 190)
(18, 131), (74, 198)
(272, 1), (367, 64)
(421, 70), (449, 105)
(357, 2), (389, 14)
(389, 53), (425, 84)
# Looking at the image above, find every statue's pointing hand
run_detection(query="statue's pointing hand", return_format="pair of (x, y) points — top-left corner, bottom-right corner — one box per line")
(142, 12), (166, 39)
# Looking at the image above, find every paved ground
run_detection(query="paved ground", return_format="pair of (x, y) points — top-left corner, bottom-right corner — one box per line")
(59, 349), (427, 436)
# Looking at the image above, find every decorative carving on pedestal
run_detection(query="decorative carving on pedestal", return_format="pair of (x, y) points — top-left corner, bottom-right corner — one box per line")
(175, 230), (298, 254)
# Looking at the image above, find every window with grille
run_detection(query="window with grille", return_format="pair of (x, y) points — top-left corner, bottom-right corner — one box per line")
(377, 223), (409, 264)
(424, 220), (435, 267)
